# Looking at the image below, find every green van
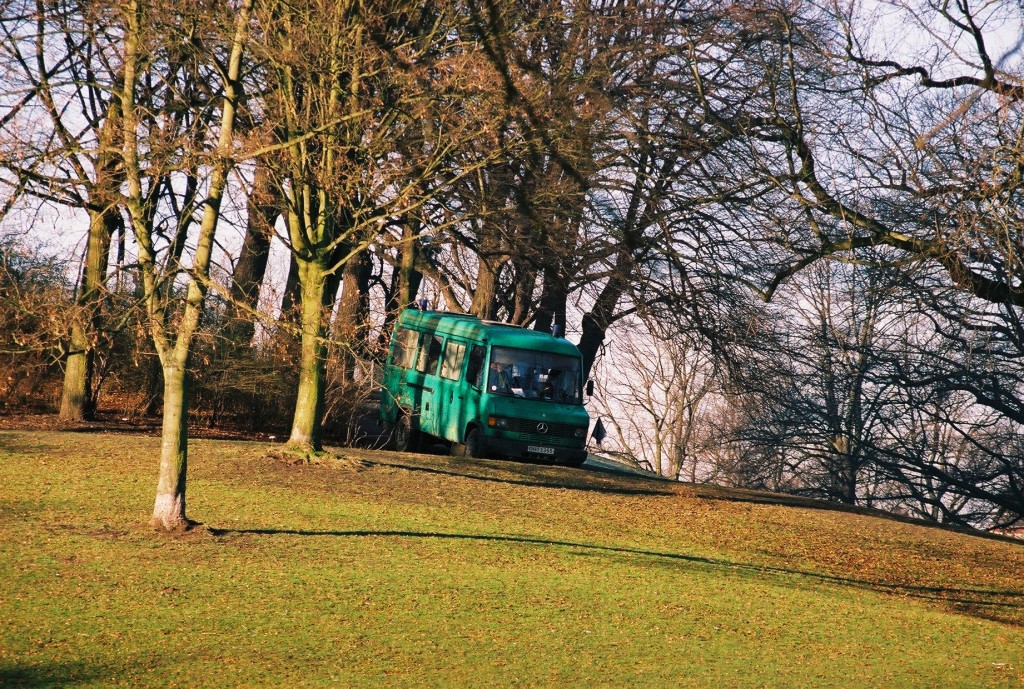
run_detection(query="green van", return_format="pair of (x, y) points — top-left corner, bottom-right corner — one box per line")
(379, 308), (591, 466)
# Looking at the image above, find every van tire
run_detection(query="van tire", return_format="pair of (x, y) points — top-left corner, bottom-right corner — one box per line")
(394, 414), (419, 453)
(464, 427), (484, 459)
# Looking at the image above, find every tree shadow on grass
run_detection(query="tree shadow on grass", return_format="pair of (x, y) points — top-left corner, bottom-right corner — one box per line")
(367, 454), (1022, 544)
(688, 486), (1024, 545)
(207, 526), (1024, 627)
(370, 457), (1024, 547)
(0, 432), (61, 457)
(363, 459), (675, 497)
(0, 662), (103, 688)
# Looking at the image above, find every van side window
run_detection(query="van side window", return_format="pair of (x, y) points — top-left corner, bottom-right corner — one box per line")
(466, 345), (485, 387)
(440, 341), (466, 380)
(392, 327), (419, 369)
(418, 333), (443, 375)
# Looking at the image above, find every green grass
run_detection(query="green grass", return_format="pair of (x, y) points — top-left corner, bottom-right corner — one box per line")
(1, 430), (1023, 688)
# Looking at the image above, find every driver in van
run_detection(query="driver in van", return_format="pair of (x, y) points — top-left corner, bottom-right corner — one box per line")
(489, 361), (512, 392)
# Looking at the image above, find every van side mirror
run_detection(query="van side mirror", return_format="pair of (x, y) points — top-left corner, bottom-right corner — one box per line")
(586, 379), (595, 397)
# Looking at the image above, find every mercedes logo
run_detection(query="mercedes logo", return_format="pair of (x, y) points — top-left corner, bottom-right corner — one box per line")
(537, 423), (549, 434)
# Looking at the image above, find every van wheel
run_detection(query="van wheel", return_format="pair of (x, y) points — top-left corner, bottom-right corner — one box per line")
(464, 427), (484, 459)
(394, 414), (419, 453)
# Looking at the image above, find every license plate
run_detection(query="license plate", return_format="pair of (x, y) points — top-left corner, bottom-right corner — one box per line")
(527, 445), (555, 455)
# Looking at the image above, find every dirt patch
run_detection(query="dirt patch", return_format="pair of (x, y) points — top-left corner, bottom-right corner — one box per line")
(263, 447), (372, 471)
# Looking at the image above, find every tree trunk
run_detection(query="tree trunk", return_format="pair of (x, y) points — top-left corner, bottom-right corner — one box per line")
(470, 228), (500, 320)
(141, 352), (162, 417)
(397, 220), (422, 309)
(287, 263), (328, 451)
(150, 360), (189, 530)
(276, 252), (300, 317)
(59, 330), (91, 421)
(379, 222), (423, 349)
(533, 262), (568, 336)
(59, 83), (123, 420)
(470, 257), (498, 320)
(334, 247), (371, 381)
(511, 264), (536, 325)
(322, 241), (348, 317)
(577, 253), (628, 379)
(227, 164), (278, 346)
(60, 207), (117, 420)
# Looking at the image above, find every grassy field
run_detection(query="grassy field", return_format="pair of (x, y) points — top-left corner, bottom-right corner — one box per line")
(1, 429), (1023, 688)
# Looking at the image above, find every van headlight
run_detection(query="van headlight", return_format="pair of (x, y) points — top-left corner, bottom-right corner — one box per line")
(575, 427), (585, 438)
(488, 416), (509, 429)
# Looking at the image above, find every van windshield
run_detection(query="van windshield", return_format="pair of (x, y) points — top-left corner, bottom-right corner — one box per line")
(487, 346), (583, 404)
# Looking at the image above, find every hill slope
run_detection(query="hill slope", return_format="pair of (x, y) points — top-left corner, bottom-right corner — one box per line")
(1, 430), (1022, 688)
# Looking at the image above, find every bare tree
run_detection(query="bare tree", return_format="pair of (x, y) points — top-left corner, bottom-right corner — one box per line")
(252, 0), (501, 452)
(682, 1), (1024, 308)
(224, 162), (279, 346)
(775, 264), (899, 504)
(595, 318), (719, 481)
(0, 1), (126, 420)
(119, 0), (255, 529)
(874, 283), (1024, 527)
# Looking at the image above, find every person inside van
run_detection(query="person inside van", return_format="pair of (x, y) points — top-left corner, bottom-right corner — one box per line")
(489, 361), (512, 393)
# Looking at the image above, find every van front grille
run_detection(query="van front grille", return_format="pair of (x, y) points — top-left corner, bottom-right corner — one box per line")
(504, 418), (582, 439)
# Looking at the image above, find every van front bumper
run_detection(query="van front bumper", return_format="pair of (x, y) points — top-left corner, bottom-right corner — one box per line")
(480, 432), (587, 465)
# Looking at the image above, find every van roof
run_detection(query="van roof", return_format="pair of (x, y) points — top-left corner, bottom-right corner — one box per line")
(397, 309), (581, 357)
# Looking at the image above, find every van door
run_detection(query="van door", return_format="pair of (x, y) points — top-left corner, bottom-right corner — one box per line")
(448, 343), (485, 442)
(414, 331), (444, 436)
(428, 339), (464, 442)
